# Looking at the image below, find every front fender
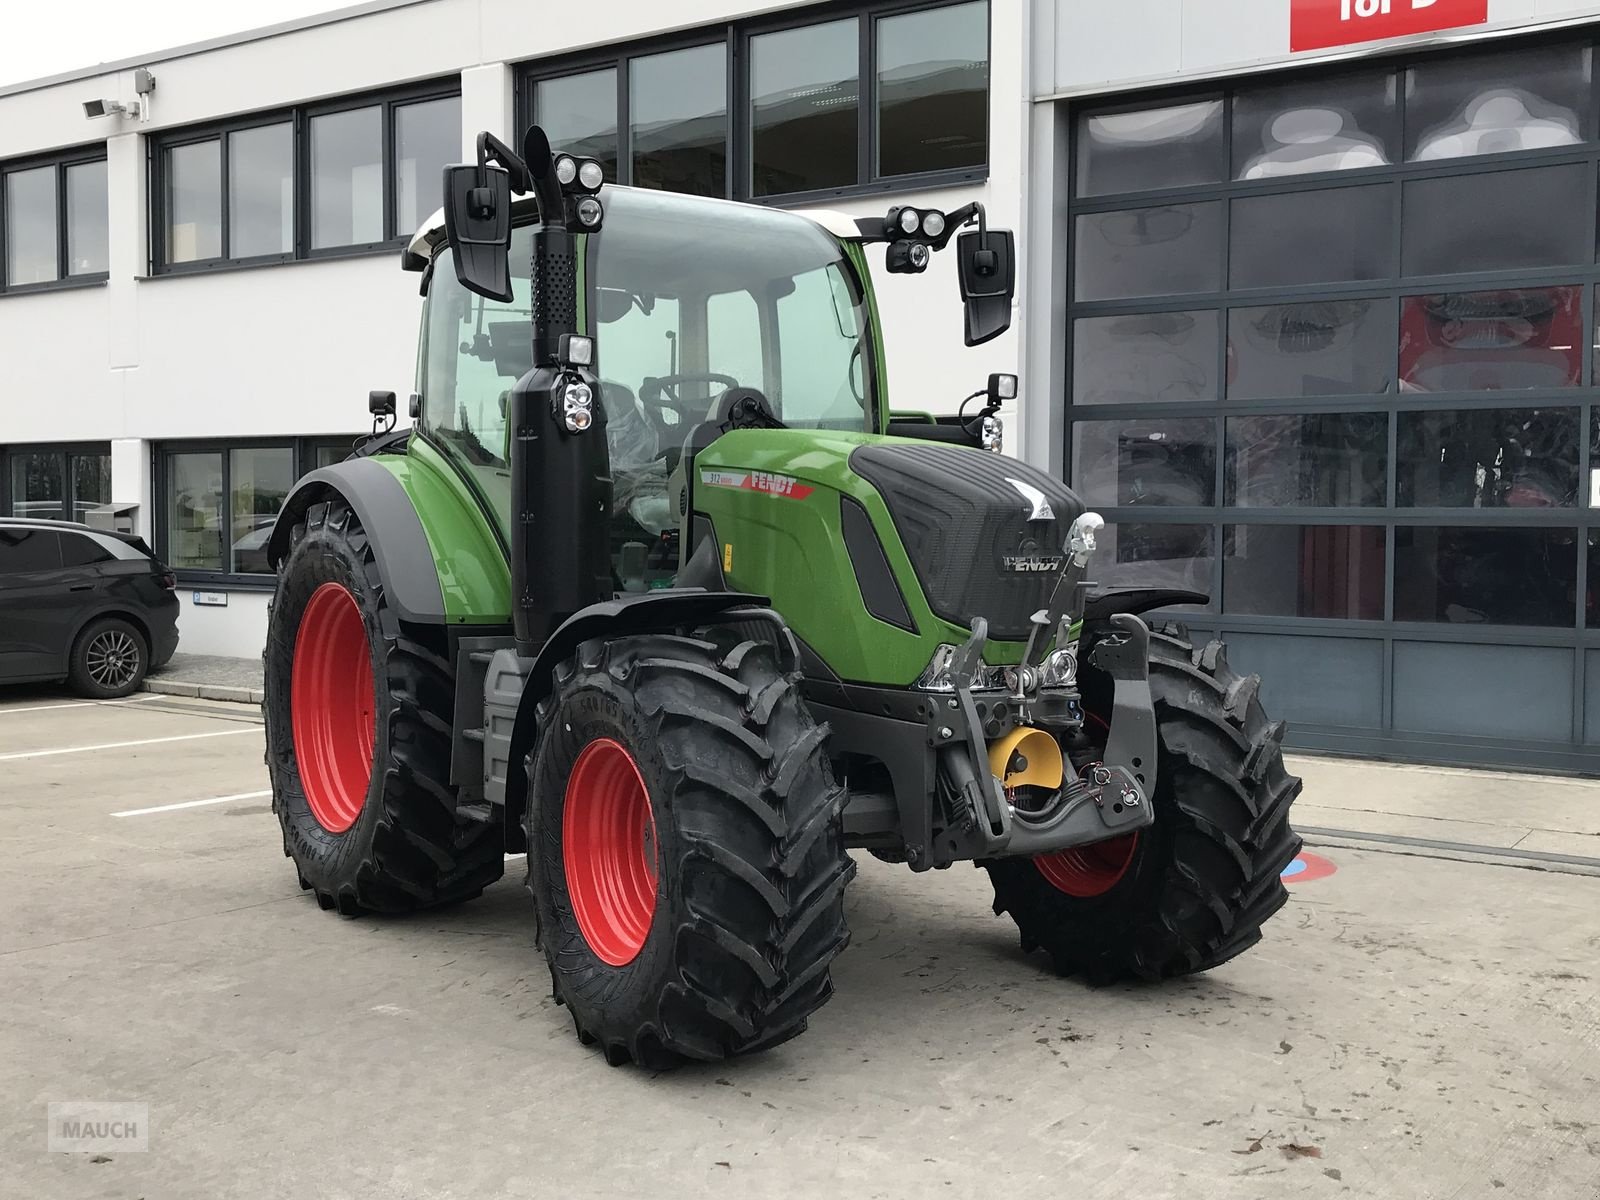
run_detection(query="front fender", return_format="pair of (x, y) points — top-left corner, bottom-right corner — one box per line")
(499, 590), (773, 847)
(267, 458), (448, 624)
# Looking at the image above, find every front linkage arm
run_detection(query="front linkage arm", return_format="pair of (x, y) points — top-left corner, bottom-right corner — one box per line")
(939, 516), (1160, 863)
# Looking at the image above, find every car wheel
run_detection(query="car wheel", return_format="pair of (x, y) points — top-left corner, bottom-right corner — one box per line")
(69, 617), (149, 699)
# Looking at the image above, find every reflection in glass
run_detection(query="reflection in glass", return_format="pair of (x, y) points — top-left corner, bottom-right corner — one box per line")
(167, 141), (222, 263)
(752, 19), (858, 196)
(1398, 408), (1577, 507)
(230, 448), (294, 574)
(1074, 202), (1222, 301)
(6, 166), (57, 284)
(875, 1), (987, 176)
(1402, 164), (1589, 277)
(1230, 185), (1391, 289)
(1226, 413), (1387, 507)
(1223, 525), (1385, 619)
(1394, 526), (1575, 626)
(310, 106), (384, 248)
(1098, 522), (1214, 595)
(71, 454), (111, 523)
(1399, 287), (1581, 393)
(632, 45), (728, 195)
(536, 70), (619, 182)
(1233, 72), (1394, 179)
(1077, 101), (1224, 196)
(1072, 418), (1216, 507)
(66, 161), (108, 275)
(1228, 300), (1392, 399)
(1072, 311), (1218, 405)
(228, 123), (293, 258)
(10, 452), (64, 520)
(396, 97), (462, 238)
(167, 452), (225, 571)
(1407, 44), (1591, 161)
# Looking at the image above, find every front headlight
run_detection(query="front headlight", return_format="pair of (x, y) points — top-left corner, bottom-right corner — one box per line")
(913, 644), (1009, 692)
(1041, 646), (1077, 687)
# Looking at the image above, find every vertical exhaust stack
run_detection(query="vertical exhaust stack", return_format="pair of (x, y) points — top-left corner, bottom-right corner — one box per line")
(507, 128), (613, 654)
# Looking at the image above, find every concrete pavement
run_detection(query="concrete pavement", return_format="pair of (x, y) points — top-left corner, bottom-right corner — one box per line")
(3, 691), (1599, 1199)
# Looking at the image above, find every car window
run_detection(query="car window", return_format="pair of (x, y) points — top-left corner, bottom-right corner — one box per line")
(61, 532), (115, 567)
(0, 529), (62, 572)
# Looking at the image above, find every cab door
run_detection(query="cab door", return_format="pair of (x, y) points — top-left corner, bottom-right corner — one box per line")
(0, 528), (75, 680)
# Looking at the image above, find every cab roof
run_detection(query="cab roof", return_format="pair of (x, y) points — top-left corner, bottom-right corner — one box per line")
(403, 185), (864, 269)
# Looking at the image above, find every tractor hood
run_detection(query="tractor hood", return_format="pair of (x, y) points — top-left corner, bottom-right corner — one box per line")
(690, 429), (1086, 686)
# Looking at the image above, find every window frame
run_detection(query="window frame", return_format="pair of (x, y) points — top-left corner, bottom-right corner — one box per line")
(0, 144), (110, 295)
(153, 436), (364, 585)
(0, 442), (112, 521)
(514, 0), (991, 207)
(149, 78), (461, 275)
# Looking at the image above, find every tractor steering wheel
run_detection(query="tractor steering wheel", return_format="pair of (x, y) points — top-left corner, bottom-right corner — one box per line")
(638, 372), (742, 437)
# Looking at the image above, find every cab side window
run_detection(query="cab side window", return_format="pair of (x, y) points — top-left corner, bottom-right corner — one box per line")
(0, 530), (62, 573)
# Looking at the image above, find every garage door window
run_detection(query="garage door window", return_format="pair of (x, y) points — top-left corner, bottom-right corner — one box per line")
(1066, 31), (1600, 766)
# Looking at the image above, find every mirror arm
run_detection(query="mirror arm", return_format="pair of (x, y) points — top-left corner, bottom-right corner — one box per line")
(475, 132), (533, 194)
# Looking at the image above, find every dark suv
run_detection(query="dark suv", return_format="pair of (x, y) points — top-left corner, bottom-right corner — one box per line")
(0, 519), (180, 698)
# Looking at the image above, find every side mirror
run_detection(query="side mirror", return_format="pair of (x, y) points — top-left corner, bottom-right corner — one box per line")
(596, 288), (634, 324)
(956, 228), (1015, 347)
(442, 162), (512, 303)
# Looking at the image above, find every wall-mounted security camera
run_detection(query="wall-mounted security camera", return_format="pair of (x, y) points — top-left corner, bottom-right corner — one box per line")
(83, 98), (134, 119)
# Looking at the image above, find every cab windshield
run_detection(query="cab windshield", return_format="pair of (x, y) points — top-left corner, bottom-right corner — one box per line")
(420, 188), (874, 552)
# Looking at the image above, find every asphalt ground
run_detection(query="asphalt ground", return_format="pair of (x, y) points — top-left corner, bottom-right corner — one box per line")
(3, 688), (1598, 1200)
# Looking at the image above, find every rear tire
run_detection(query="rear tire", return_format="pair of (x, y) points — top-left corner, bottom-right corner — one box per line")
(68, 617), (148, 699)
(526, 623), (853, 1068)
(263, 498), (503, 915)
(985, 623), (1302, 982)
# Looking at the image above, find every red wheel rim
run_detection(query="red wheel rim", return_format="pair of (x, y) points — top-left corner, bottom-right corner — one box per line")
(290, 582), (376, 834)
(563, 738), (659, 967)
(1034, 711), (1138, 897)
(1035, 834), (1139, 897)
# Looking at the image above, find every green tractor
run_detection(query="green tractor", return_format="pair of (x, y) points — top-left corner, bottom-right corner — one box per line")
(263, 128), (1301, 1068)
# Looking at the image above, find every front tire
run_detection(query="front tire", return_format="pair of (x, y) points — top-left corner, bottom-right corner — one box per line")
(526, 625), (854, 1068)
(986, 624), (1302, 982)
(263, 498), (503, 914)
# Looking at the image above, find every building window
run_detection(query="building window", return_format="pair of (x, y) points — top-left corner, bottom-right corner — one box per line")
(151, 81), (460, 272)
(156, 438), (361, 580)
(2, 444), (111, 522)
(0, 147), (108, 290)
(518, 0), (990, 203)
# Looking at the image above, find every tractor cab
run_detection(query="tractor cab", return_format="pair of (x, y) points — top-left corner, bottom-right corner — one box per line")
(411, 186), (882, 591)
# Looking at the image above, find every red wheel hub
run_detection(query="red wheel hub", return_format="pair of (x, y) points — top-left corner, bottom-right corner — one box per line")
(290, 582), (376, 834)
(1035, 834), (1139, 898)
(1034, 711), (1138, 897)
(563, 738), (659, 967)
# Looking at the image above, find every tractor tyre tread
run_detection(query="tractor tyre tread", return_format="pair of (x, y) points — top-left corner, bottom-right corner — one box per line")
(264, 497), (503, 915)
(527, 621), (853, 1069)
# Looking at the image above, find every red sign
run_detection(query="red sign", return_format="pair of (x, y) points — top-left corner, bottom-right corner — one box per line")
(1290, 0), (1489, 52)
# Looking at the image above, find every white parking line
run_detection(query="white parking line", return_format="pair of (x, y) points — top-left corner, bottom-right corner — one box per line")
(112, 789), (273, 818)
(0, 694), (166, 716)
(0, 727), (260, 761)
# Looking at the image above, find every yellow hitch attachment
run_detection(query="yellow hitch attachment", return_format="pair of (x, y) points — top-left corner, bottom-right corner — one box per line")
(987, 726), (1064, 791)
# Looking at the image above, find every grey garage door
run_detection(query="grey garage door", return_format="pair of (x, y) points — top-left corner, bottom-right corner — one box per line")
(1064, 32), (1600, 772)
